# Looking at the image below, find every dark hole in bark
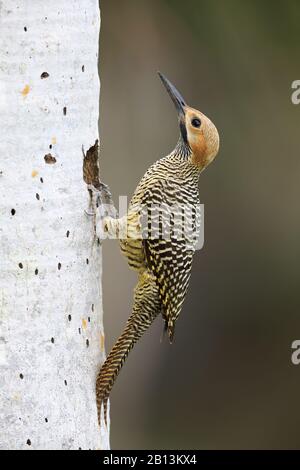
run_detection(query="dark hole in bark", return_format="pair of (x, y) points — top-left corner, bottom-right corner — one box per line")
(35, 269), (38, 275)
(40, 72), (49, 79)
(40, 177), (44, 183)
(45, 418), (48, 423)
(20, 373), (24, 379)
(68, 314), (72, 321)
(66, 230), (70, 238)
(24, 26), (27, 31)
(91, 304), (94, 312)
(86, 339), (89, 348)
(78, 328), (81, 335)
(36, 193), (40, 200)
(88, 317), (91, 323)
(51, 337), (55, 344)
(86, 258), (89, 265)
(82, 65), (85, 72)
(58, 263), (61, 270)
(64, 380), (67, 386)
(63, 107), (67, 115)
(82, 140), (100, 189)
(11, 208), (16, 215)
(18, 263), (23, 269)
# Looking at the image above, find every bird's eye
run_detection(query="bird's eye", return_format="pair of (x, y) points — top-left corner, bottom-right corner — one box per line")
(191, 118), (201, 128)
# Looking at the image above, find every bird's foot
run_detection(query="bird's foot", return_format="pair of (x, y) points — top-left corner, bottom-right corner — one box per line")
(84, 208), (96, 217)
(84, 184), (100, 217)
(98, 182), (113, 205)
(98, 182), (118, 219)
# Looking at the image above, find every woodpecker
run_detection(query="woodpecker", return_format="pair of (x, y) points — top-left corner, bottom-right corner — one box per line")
(97, 72), (220, 425)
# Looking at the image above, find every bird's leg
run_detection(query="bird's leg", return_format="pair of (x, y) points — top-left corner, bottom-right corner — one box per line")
(84, 182), (117, 217)
(85, 181), (129, 242)
(98, 182), (115, 211)
(84, 185), (98, 217)
(86, 182), (122, 242)
(98, 183), (118, 234)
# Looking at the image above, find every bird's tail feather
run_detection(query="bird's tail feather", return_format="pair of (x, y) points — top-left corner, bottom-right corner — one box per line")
(96, 270), (160, 426)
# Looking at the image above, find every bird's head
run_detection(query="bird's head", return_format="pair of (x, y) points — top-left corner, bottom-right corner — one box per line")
(158, 72), (220, 170)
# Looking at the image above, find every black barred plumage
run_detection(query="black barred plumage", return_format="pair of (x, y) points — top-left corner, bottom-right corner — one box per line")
(96, 73), (220, 425)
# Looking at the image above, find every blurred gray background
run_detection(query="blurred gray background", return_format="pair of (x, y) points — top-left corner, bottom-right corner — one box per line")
(99, 0), (300, 449)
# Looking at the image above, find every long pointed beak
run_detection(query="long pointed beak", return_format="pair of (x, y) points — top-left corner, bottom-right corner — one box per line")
(158, 72), (186, 117)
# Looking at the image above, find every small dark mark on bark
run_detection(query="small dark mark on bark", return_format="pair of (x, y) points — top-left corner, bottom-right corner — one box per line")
(45, 418), (48, 423)
(88, 317), (91, 323)
(40, 72), (49, 79)
(20, 373), (24, 379)
(24, 26), (27, 31)
(68, 314), (72, 321)
(11, 208), (16, 215)
(36, 193), (40, 200)
(66, 230), (70, 238)
(86, 339), (89, 347)
(49, 144), (52, 149)
(82, 65), (85, 72)
(64, 380), (67, 386)
(58, 263), (61, 270)
(78, 328), (81, 335)
(91, 304), (94, 312)
(26, 439), (31, 446)
(51, 337), (55, 344)
(63, 106), (67, 116)
(18, 263), (23, 269)
(44, 153), (56, 164)
(97, 238), (100, 246)
(86, 258), (89, 265)
(40, 177), (44, 183)
(35, 268), (38, 275)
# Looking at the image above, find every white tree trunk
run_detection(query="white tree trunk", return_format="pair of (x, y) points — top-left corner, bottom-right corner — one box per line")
(0, 0), (109, 450)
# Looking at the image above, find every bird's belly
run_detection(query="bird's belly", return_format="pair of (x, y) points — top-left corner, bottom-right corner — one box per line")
(119, 209), (146, 271)
(119, 237), (145, 272)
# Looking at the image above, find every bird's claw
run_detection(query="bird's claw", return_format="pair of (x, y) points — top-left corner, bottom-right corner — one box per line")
(84, 208), (96, 217)
(98, 182), (114, 206)
(84, 182), (117, 222)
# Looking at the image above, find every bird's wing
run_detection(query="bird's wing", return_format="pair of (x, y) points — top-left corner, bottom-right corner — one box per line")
(140, 179), (196, 342)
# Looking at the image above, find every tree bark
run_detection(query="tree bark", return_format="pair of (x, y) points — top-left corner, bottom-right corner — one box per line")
(0, 0), (109, 450)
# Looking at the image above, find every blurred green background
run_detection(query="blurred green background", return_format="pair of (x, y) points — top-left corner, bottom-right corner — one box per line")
(99, 0), (300, 449)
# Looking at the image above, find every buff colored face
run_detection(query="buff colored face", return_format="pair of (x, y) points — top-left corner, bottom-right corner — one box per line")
(184, 107), (220, 170)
